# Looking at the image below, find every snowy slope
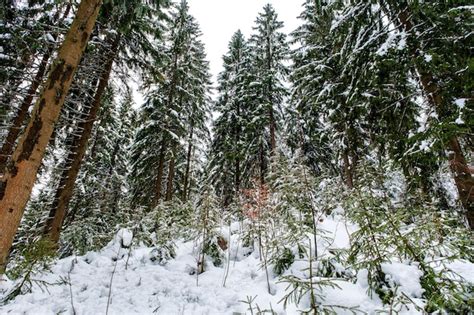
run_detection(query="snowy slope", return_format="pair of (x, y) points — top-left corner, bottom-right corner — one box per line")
(1, 217), (473, 315)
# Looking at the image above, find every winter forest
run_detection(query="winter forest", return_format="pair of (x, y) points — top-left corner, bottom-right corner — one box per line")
(0, 0), (473, 314)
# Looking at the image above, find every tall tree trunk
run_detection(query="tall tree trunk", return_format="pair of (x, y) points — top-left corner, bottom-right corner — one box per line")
(182, 127), (194, 202)
(153, 139), (167, 206)
(165, 153), (176, 202)
(43, 34), (120, 245)
(259, 144), (266, 186)
(342, 150), (354, 189)
(266, 27), (276, 155)
(0, 4), (72, 174)
(396, 8), (474, 229)
(0, 0), (101, 274)
(269, 108), (276, 155)
(235, 102), (241, 195)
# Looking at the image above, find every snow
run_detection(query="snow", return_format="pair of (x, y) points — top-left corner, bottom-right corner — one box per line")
(118, 229), (134, 248)
(381, 262), (424, 297)
(446, 260), (474, 283)
(454, 98), (466, 109)
(1, 219), (472, 314)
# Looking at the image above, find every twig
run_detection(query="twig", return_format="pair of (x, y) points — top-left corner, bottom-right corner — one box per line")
(106, 246), (121, 315)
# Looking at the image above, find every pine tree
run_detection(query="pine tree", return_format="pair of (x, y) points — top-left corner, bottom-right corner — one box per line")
(248, 4), (289, 183)
(130, 0), (211, 208)
(0, 0), (102, 275)
(209, 30), (252, 204)
(42, 0), (170, 245)
(380, 1), (473, 228)
(0, 2), (72, 174)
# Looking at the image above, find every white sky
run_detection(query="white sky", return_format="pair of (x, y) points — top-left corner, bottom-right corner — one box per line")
(188, 0), (304, 84)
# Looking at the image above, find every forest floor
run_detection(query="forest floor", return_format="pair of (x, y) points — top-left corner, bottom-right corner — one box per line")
(1, 214), (473, 314)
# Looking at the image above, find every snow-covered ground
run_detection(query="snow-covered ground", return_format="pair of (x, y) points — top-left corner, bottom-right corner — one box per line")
(1, 217), (473, 314)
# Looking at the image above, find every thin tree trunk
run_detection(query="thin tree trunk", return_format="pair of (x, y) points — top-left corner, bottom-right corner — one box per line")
(182, 127), (194, 202)
(342, 150), (354, 189)
(397, 8), (474, 229)
(0, 0), (101, 274)
(165, 153), (176, 202)
(153, 140), (167, 206)
(43, 34), (120, 245)
(269, 108), (276, 155)
(0, 4), (71, 174)
(259, 144), (265, 186)
(235, 102), (241, 195)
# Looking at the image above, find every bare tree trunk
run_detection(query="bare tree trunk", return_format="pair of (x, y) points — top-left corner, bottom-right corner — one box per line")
(0, 4), (72, 174)
(182, 127), (194, 202)
(43, 34), (120, 245)
(397, 8), (474, 229)
(165, 153), (176, 202)
(0, 0), (102, 274)
(153, 139), (167, 206)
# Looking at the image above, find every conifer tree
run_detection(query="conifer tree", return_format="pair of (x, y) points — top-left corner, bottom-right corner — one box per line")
(0, 0), (102, 275)
(130, 0), (210, 207)
(209, 30), (252, 203)
(248, 4), (289, 183)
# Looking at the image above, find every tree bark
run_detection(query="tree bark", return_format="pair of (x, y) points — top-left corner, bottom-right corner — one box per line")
(0, 4), (72, 175)
(342, 150), (354, 189)
(269, 108), (276, 155)
(43, 34), (120, 245)
(259, 144), (266, 185)
(165, 154), (176, 202)
(397, 8), (474, 229)
(235, 102), (241, 195)
(0, 0), (102, 274)
(153, 139), (167, 206)
(182, 127), (194, 202)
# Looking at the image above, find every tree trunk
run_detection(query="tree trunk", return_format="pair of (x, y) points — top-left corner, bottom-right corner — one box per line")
(0, 4), (72, 175)
(342, 150), (354, 189)
(182, 127), (194, 202)
(269, 108), (276, 155)
(259, 144), (266, 185)
(0, 0), (101, 274)
(153, 139), (167, 206)
(235, 102), (241, 195)
(397, 8), (474, 229)
(43, 34), (120, 245)
(165, 154), (176, 202)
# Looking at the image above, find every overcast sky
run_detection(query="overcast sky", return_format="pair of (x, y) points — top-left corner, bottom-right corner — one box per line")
(188, 0), (304, 84)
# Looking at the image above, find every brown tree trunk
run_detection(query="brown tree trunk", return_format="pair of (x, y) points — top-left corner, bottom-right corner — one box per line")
(269, 108), (276, 155)
(0, 4), (72, 174)
(153, 139), (167, 206)
(165, 154), (176, 202)
(397, 8), (474, 229)
(43, 34), (120, 245)
(235, 103), (241, 195)
(259, 144), (266, 186)
(342, 150), (354, 189)
(0, 53), (51, 174)
(182, 127), (194, 202)
(0, 0), (101, 274)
